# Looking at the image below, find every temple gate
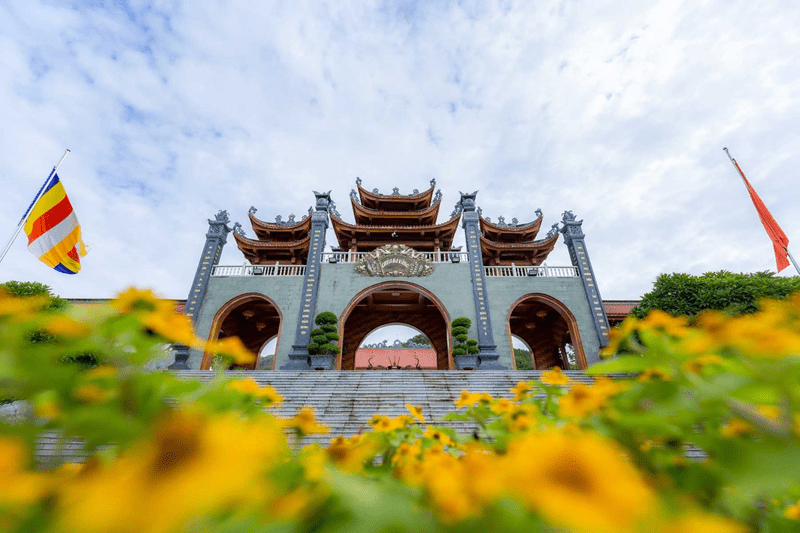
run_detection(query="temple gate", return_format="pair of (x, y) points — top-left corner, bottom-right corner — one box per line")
(174, 179), (609, 371)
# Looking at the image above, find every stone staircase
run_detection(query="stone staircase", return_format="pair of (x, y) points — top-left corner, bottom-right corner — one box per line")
(33, 370), (603, 465)
(180, 370), (599, 444)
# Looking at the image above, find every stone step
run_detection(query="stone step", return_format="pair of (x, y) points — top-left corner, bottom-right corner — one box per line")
(32, 370), (611, 466)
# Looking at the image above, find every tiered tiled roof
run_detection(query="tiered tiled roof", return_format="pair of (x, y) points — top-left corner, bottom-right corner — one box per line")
(234, 209), (312, 264)
(331, 180), (459, 253)
(479, 213), (558, 266)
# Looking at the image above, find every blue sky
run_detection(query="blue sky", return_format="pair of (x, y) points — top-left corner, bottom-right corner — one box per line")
(1, 0), (798, 305)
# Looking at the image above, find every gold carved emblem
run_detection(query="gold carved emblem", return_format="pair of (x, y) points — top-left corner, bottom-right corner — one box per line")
(354, 244), (434, 277)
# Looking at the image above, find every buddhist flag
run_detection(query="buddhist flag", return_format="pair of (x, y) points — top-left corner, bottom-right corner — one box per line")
(24, 174), (87, 274)
(725, 149), (790, 272)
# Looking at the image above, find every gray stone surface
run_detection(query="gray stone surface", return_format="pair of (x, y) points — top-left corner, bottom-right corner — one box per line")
(191, 275), (304, 369)
(31, 370), (706, 466)
(561, 211), (611, 348)
(485, 276), (602, 366)
(0, 401), (32, 423)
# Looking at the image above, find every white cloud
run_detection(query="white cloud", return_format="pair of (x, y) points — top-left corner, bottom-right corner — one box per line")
(0, 0), (798, 303)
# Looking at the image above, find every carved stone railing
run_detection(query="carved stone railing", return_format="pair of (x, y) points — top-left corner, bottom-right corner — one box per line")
(484, 265), (579, 278)
(211, 264), (306, 277)
(321, 251), (469, 264)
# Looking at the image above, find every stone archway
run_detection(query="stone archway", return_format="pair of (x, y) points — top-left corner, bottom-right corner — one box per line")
(338, 282), (452, 370)
(507, 293), (587, 370)
(200, 293), (282, 370)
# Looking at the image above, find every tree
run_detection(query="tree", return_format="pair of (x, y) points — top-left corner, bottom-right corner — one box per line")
(514, 348), (534, 370)
(404, 333), (431, 346)
(0, 280), (68, 311)
(631, 271), (800, 320)
(0, 280), (97, 367)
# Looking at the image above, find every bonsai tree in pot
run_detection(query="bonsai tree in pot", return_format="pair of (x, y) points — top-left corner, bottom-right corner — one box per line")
(307, 311), (340, 369)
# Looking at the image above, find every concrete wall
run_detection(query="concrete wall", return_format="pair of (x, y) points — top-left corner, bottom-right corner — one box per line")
(190, 275), (304, 369)
(485, 276), (602, 367)
(313, 261), (477, 367)
(191, 264), (601, 370)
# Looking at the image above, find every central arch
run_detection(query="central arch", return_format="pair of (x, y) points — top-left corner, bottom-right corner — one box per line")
(338, 281), (453, 370)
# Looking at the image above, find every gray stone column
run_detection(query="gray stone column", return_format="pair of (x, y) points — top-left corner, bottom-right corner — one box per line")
(560, 211), (610, 347)
(458, 192), (505, 370)
(281, 191), (331, 370)
(170, 210), (231, 369)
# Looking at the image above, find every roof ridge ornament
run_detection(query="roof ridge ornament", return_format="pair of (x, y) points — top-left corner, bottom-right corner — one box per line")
(547, 223), (560, 238)
(249, 206), (257, 215)
(232, 222), (245, 237)
(356, 177), (362, 186)
(329, 199), (342, 219)
(433, 189), (442, 204)
(535, 208), (543, 218)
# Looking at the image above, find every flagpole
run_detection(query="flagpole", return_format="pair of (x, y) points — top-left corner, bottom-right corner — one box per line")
(788, 249), (800, 275)
(0, 149), (71, 265)
(723, 147), (800, 276)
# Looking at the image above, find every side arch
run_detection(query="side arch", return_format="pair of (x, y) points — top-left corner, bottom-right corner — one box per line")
(200, 292), (283, 370)
(337, 281), (453, 370)
(506, 293), (588, 370)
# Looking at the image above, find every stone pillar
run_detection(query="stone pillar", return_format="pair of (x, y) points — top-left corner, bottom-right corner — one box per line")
(281, 191), (331, 370)
(170, 210), (231, 369)
(560, 211), (610, 348)
(458, 192), (505, 370)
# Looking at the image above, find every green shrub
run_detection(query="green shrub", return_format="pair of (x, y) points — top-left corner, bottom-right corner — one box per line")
(452, 346), (466, 356)
(309, 313), (339, 356)
(319, 343), (340, 355)
(455, 334), (468, 343)
(452, 317), (471, 328)
(467, 345), (479, 355)
(466, 339), (478, 346)
(451, 326), (468, 337)
(314, 312), (338, 325)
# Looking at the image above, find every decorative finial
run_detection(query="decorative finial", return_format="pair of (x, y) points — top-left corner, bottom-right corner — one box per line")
(248, 206), (257, 215)
(561, 210), (576, 222)
(535, 208), (543, 218)
(430, 178), (436, 187)
(233, 222), (245, 236)
(274, 214), (282, 224)
(356, 177), (362, 186)
(313, 190), (332, 211)
(433, 189), (442, 204)
(392, 187), (400, 196)
(511, 217), (518, 226)
(287, 214), (296, 224)
(458, 191), (478, 212)
(497, 215), (506, 225)
(213, 210), (230, 224)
